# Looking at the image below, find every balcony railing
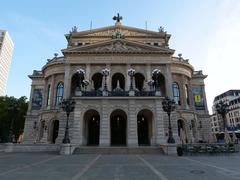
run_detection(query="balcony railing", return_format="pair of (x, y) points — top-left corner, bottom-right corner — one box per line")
(75, 90), (157, 97)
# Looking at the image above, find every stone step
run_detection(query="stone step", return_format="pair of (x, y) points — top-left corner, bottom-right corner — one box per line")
(73, 146), (164, 154)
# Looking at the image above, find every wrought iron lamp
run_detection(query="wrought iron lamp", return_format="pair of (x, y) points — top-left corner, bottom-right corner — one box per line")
(152, 69), (161, 91)
(127, 68), (135, 91)
(76, 69), (85, 91)
(162, 97), (176, 143)
(61, 98), (75, 144)
(102, 68), (110, 91)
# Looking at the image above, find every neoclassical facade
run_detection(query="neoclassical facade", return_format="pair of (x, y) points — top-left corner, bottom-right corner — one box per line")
(23, 19), (210, 147)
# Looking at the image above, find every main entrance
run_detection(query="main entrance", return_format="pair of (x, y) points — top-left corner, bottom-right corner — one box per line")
(52, 120), (59, 144)
(83, 110), (100, 145)
(137, 109), (153, 146)
(110, 109), (127, 146)
(137, 116), (149, 145)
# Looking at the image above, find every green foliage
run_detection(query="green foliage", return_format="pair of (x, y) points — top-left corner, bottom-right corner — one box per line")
(0, 96), (28, 143)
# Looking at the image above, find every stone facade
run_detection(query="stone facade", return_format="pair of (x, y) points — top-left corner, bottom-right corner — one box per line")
(23, 20), (211, 147)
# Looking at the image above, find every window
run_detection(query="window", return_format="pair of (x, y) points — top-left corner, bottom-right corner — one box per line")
(185, 84), (189, 105)
(55, 82), (64, 106)
(46, 85), (51, 106)
(172, 82), (181, 105)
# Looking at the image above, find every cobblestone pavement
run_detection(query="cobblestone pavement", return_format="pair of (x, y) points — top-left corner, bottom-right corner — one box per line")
(0, 152), (240, 180)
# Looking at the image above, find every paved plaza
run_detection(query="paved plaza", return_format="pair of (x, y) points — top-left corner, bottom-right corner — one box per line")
(0, 152), (240, 180)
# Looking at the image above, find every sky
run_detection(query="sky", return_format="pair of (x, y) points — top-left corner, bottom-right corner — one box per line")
(1, 0), (240, 113)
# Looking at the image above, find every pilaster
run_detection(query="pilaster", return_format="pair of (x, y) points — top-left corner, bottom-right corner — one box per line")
(99, 100), (110, 146)
(70, 103), (82, 144)
(63, 64), (71, 99)
(165, 64), (173, 98)
(155, 99), (166, 144)
(127, 100), (138, 146)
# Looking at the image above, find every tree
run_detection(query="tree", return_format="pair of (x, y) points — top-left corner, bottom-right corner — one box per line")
(0, 96), (28, 143)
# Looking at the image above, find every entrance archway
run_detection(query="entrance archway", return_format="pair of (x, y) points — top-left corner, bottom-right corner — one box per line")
(83, 110), (100, 145)
(110, 109), (127, 146)
(137, 109), (153, 145)
(51, 120), (59, 144)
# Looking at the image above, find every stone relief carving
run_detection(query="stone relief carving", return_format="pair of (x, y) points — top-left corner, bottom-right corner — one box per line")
(94, 41), (142, 52)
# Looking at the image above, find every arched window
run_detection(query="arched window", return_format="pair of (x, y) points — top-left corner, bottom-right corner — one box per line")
(55, 82), (64, 106)
(172, 82), (181, 105)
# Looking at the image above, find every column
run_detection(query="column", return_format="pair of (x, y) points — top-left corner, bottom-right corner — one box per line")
(106, 64), (111, 91)
(63, 64), (71, 98)
(28, 84), (35, 111)
(70, 103), (82, 144)
(146, 64), (151, 91)
(127, 100), (138, 146)
(50, 75), (55, 108)
(99, 100), (110, 146)
(126, 64), (131, 91)
(165, 64), (173, 98)
(85, 64), (91, 91)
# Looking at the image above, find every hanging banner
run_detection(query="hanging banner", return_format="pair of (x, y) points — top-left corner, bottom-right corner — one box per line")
(192, 87), (205, 110)
(32, 89), (43, 110)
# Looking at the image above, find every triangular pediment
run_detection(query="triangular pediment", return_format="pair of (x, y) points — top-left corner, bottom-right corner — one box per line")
(62, 39), (174, 55)
(69, 24), (167, 38)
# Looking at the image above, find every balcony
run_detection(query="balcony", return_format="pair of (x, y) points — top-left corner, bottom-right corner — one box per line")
(74, 90), (157, 97)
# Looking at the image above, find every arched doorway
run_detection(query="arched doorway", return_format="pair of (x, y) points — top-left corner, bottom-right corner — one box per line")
(135, 73), (145, 91)
(110, 109), (127, 146)
(112, 73), (125, 90)
(51, 120), (59, 144)
(83, 110), (100, 145)
(137, 109), (153, 145)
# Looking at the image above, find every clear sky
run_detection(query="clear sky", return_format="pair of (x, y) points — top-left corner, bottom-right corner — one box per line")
(1, 0), (240, 113)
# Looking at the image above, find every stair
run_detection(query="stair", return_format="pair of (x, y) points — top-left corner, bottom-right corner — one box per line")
(73, 146), (164, 154)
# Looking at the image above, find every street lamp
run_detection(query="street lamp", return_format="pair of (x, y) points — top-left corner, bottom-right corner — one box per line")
(162, 97), (176, 143)
(215, 101), (229, 131)
(102, 68), (110, 92)
(61, 98), (75, 144)
(127, 68), (135, 91)
(8, 101), (19, 143)
(76, 69), (85, 91)
(152, 69), (161, 90)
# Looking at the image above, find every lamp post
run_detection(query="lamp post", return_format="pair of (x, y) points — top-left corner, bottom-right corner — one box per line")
(76, 69), (85, 91)
(83, 80), (89, 93)
(8, 101), (19, 143)
(152, 69), (161, 96)
(162, 97), (176, 143)
(61, 98), (75, 144)
(127, 68), (135, 91)
(102, 68), (110, 92)
(215, 101), (229, 131)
